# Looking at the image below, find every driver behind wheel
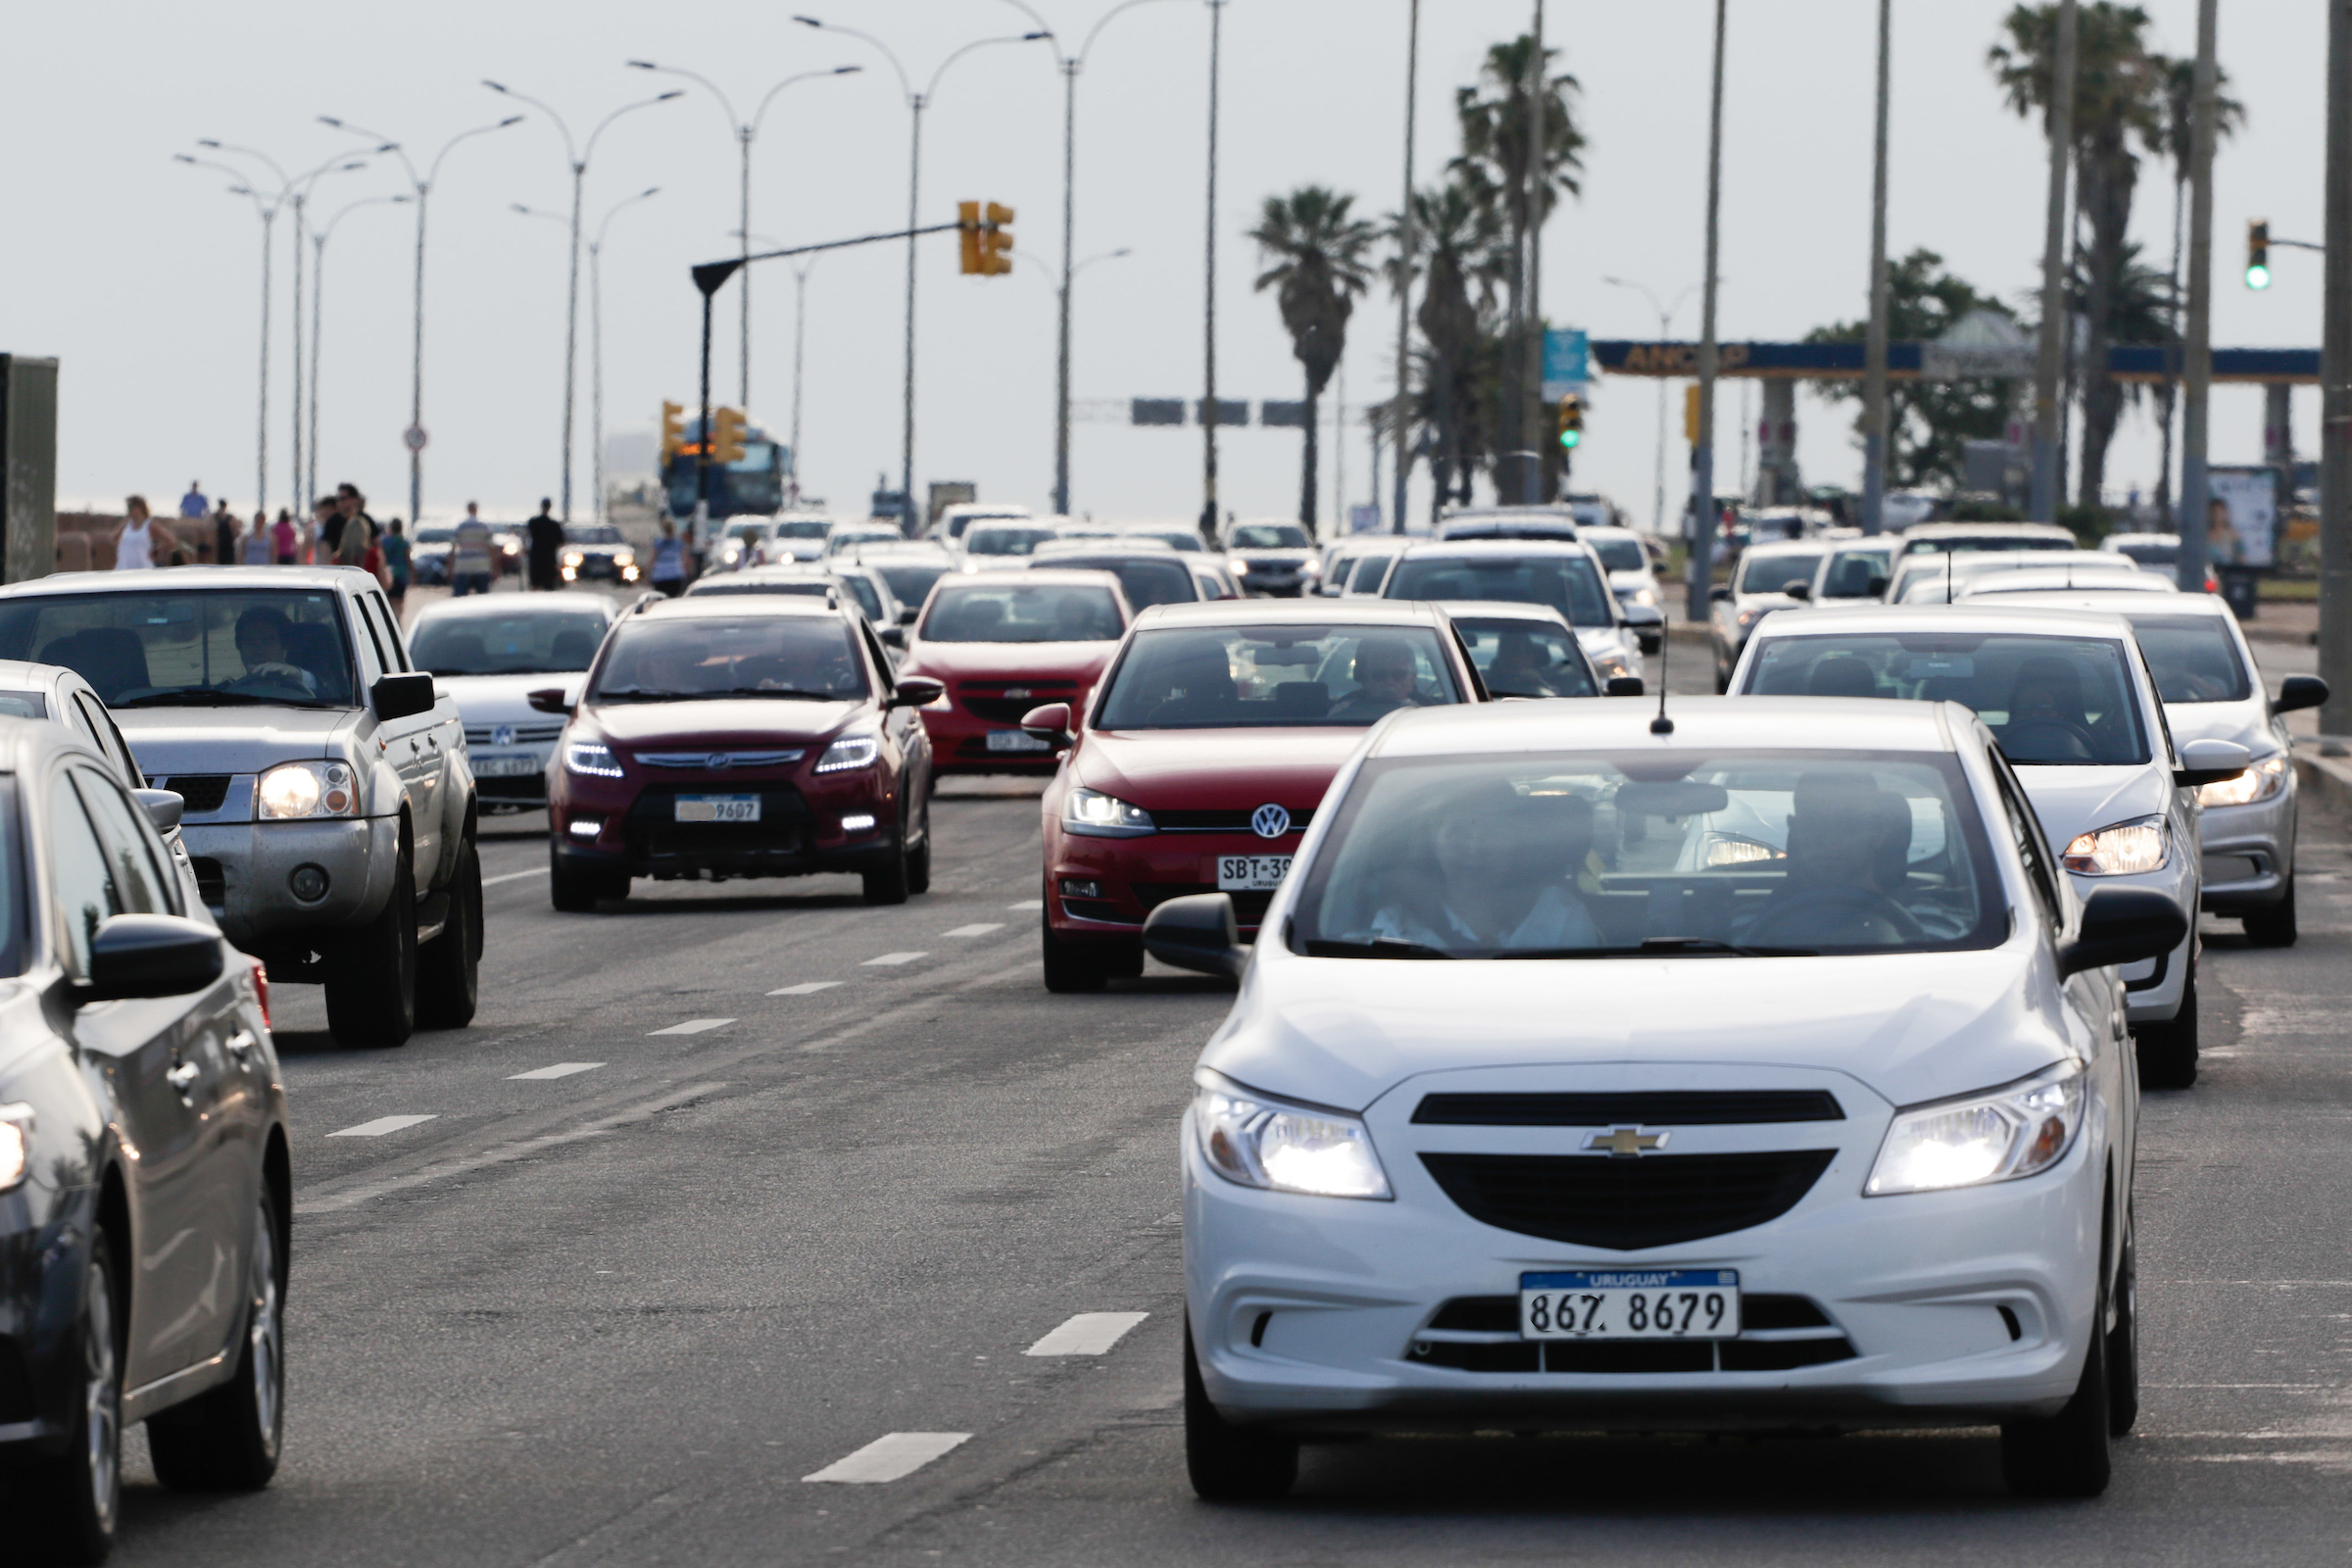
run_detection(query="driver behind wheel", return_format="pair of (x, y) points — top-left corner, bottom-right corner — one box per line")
(234, 608), (318, 696)
(2002, 656), (2098, 761)
(1366, 786), (1600, 952)
(1742, 771), (1915, 946)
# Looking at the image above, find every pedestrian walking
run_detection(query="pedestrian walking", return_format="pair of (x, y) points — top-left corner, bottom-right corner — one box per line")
(113, 496), (161, 570)
(452, 503), (495, 598)
(242, 511), (273, 564)
(525, 497), (564, 592)
(336, 488), (375, 569)
(311, 497), (339, 563)
(272, 508), (299, 565)
(650, 517), (687, 597)
(177, 480), (208, 519)
(212, 500), (237, 565)
(380, 518), (412, 609)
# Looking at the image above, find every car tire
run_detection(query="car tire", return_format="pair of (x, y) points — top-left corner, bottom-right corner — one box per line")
(1041, 905), (1107, 994)
(862, 824), (911, 906)
(415, 837), (481, 1029)
(1184, 1317), (1297, 1501)
(1102, 938), (1145, 979)
(549, 857), (611, 912)
(2133, 968), (2199, 1090)
(906, 797), (933, 896)
(2108, 1204), (2139, 1438)
(2000, 1274), (2113, 1497)
(26, 1226), (122, 1564)
(326, 850), (416, 1049)
(2242, 872), (2297, 948)
(148, 1188), (284, 1492)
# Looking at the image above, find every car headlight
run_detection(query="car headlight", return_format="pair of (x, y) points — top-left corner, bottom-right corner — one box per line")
(1866, 1062), (2084, 1196)
(1628, 587), (1658, 608)
(258, 760), (358, 819)
(2198, 753), (2286, 808)
(0, 1102), (32, 1192)
(815, 733), (880, 773)
(1193, 1070), (1392, 1200)
(563, 740), (624, 778)
(1591, 653), (1632, 682)
(2062, 814), (2168, 875)
(613, 548), (635, 565)
(1063, 786), (1154, 837)
(563, 549), (585, 567)
(1298, 560), (1320, 578)
(1736, 608), (1763, 629)
(1230, 559), (1250, 574)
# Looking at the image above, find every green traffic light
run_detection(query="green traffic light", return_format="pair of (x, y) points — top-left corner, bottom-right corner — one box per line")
(2246, 264), (2272, 290)
(1559, 429), (1581, 450)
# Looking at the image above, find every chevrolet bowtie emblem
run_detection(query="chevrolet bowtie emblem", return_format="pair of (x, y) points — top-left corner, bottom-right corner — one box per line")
(1587, 1126), (1667, 1157)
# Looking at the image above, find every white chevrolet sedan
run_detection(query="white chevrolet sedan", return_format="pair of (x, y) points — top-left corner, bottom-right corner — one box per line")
(1147, 698), (2184, 1501)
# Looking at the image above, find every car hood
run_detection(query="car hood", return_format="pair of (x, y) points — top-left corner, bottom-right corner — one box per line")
(2012, 761), (2175, 845)
(1201, 944), (2072, 1114)
(2163, 697), (2274, 755)
(1075, 726), (1368, 809)
(438, 673), (588, 723)
(117, 706), (362, 775)
(582, 698), (861, 747)
(904, 640), (1119, 685)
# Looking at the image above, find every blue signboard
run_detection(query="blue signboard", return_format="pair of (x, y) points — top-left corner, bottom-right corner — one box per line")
(1542, 328), (1590, 397)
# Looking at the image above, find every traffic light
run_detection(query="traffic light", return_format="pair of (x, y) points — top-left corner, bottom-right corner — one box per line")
(2246, 220), (2271, 290)
(1554, 393), (1585, 451)
(709, 406), (747, 466)
(980, 203), (1014, 275)
(1684, 383), (1701, 444)
(660, 401), (685, 463)
(957, 201), (983, 275)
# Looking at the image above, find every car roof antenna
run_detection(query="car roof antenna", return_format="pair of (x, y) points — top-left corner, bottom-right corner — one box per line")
(1944, 547), (1953, 604)
(1649, 614), (1674, 734)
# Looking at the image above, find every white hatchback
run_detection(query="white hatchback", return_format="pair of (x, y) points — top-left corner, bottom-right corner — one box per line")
(1149, 697), (2184, 1501)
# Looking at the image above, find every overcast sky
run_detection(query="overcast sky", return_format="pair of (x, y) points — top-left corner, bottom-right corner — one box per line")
(1, 0), (2329, 528)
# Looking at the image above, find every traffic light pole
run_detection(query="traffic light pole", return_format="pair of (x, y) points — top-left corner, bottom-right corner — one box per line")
(2029, 1), (2078, 522)
(1687, 0), (1727, 623)
(2177, 0), (2218, 597)
(1859, 0), (1891, 536)
(2322, 0), (2352, 747)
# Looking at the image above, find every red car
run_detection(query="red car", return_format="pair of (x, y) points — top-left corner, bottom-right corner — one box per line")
(897, 567), (1132, 774)
(1029, 599), (1487, 991)
(536, 595), (941, 908)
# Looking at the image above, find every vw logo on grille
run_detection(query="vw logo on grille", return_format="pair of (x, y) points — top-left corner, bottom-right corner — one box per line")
(491, 724), (515, 747)
(707, 753), (732, 771)
(1250, 804), (1292, 840)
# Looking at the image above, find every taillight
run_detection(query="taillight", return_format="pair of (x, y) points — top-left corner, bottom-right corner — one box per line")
(249, 957), (271, 1031)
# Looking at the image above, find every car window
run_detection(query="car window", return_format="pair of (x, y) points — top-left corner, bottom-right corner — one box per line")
(920, 583), (1123, 643)
(60, 690), (103, 750)
(69, 694), (132, 781)
(349, 593), (390, 681)
(1747, 632), (2151, 766)
(49, 773), (118, 978)
(1291, 749), (2002, 958)
(0, 688), (46, 719)
(2124, 613), (2252, 703)
(963, 526), (1059, 558)
(366, 594), (412, 670)
(590, 616), (870, 702)
(72, 766), (175, 918)
(836, 574), (885, 620)
(1453, 618), (1597, 698)
(1229, 524), (1310, 549)
(1986, 750), (2062, 932)
(870, 560), (952, 607)
(413, 611), (611, 675)
(776, 518), (832, 540)
(1069, 559), (1196, 611)
(565, 525), (626, 545)
(0, 588), (359, 708)
(1738, 553), (1824, 595)
(1093, 623), (1463, 729)
(1820, 549), (1892, 599)
(1587, 538), (1647, 573)
(1348, 554), (1395, 593)
(1386, 555), (1614, 627)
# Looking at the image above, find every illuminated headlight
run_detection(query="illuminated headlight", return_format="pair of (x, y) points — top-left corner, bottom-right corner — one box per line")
(1193, 1069), (1391, 1200)
(564, 740), (624, 778)
(841, 812), (877, 833)
(1229, 559), (1250, 575)
(1867, 1062), (2083, 1196)
(613, 548), (635, 565)
(1063, 786), (1154, 837)
(566, 816), (603, 839)
(1298, 560), (1320, 579)
(1628, 587), (1658, 608)
(2199, 754), (2287, 808)
(258, 760), (357, 819)
(563, 549), (585, 567)
(1704, 833), (1783, 867)
(721, 544), (743, 564)
(1736, 608), (1764, 629)
(1592, 653), (1633, 682)
(0, 1102), (32, 1192)
(2062, 814), (2168, 875)
(815, 733), (880, 773)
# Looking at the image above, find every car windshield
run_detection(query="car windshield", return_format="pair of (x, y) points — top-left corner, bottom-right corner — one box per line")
(1134, 530), (1202, 553)
(415, 525), (457, 545)
(1738, 553), (1824, 595)
(2125, 613), (2251, 703)
(0, 589), (358, 708)
(725, 523), (770, 543)
(1454, 619), (1596, 698)
(1746, 632), (2150, 765)
(589, 616), (867, 702)
(1903, 535), (2072, 555)
(1387, 555), (1614, 627)
(566, 525), (625, 545)
(1230, 524), (1310, 550)
(964, 526), (1059, 558)
(921, 583), (1123, 643)
(1290, 750), (2003, 958)
(688, 578), (833, 599)
(776, 518), (831, 539)
(1052, 558), (1197, 611)
(1820, 549), (1893, 598)
(1588, 538), (1647, 573)
(829, 529), (899, 554)
(835, 575), (885, 620)
(1093, 623), (1463, 729)
(1348, 554), (1395, 592)
(2113, 539), (2178, 566)
(869, 560), (952, 606)
(412, 611), (608, 674)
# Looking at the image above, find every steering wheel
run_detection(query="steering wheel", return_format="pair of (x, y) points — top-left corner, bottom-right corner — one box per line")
(1747, 887), (1925, 947)
(226, 662), (315, 696)
(2001, 718), (2097, 761)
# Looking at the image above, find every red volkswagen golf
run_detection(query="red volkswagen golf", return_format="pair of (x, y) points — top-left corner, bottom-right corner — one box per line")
(897, 568), (1132, 774)
(538, 596), (941, 908)
(1028, 599), (1487, 991)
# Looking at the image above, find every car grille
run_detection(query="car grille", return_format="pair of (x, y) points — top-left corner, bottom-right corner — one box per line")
(465, 721), (564, 746)
(189, 857), (226, 907)
(1410, 1293), (1855, 1374)
(1133, 881), (1274, 926)
(1151, 807), (1316, 834)
(960, 696), (1067, 724)
(162, 775), (233, 812)
(1418, 1150), (1837, 1250)
(1413, 1091), (1843, 1127)
(633, 749), (808, 769)
(622, 784), (812, 860)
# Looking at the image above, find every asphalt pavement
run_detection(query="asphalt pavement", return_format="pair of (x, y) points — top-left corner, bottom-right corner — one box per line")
(92, 638), (2352, 1568)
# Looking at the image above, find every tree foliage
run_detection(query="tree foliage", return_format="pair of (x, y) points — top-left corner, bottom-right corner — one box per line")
(1249, 186), (1378, 528)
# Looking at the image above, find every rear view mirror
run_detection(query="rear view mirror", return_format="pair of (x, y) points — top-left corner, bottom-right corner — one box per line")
(2175, 737), (2251, 789)
(891, 676), (946, 710)
(1604, 676), (1645, 698)
(2058, 886), (2188, 979)
(1614, 780), (1731, 817)
(899, 606), (920, 626)
(877, 624), (906, 650)
(133, 788), (184, 834)
(1867, 574), (1889, 597)
(526, 687), (575, 715)
(1019, 702), (1073, 743)
(2275, 673), (2328, 716)
(82, 914), (223, 1002)
(371, 672), (436, 722)
(1710, 585), (1733, 604)
(1143, 894), (1249, 981)
(1620, 603), (1665, 626)
(1783, 580), (1812, 601)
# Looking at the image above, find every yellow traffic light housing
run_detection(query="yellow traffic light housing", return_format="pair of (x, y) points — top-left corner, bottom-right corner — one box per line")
(957, 201), (983, 275)
(1684, 384), (1702, 444)
(709, 406), (747, 466)
(2246, 219), (2271, 290)
(1555, 393), (1585, 451)
(980, 203), (1014, 275)
(661, 401), (686, 463)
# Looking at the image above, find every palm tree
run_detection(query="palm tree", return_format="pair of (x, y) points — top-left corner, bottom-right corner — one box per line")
(1250, 186), (1378, 530)
(1397, 180), (1503, 522)
(2147, 54), (2245, 522)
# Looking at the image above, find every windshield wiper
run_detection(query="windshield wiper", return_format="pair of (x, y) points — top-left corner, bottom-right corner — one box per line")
(1497, 937), (1819, 959)
(1302, 938), (1455, 959)
(114, 688), (342, 710)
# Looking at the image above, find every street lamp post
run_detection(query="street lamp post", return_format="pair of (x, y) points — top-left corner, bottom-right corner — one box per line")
(1688, 0), (1728, 623)
(308, 193), (413, 517)
(485, 81), (682, 522)
(177, 156), (278, 514)
(592, 190), (660, 522)
(793, 18), (1049, 534)
(1392, 0), (1421, 536)
(1202, 0), (1225, 542)
(319, 114), (524, 529)
(1859, 0), (1892, 535)
(1602, 276), (1697, 539)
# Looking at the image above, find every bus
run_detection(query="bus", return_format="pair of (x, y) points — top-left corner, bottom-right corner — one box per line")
(662, 412), (789, 519)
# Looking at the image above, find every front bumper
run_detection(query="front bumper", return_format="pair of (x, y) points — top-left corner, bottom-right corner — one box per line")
(918, 704), (1062, 774)
(553, 766), (900, 883)
(181, 809), (401, 956)
(0, 1185), (100, 1461)
(562, 557), (640, 585)
(2197, 786), (2296, 914)
(1236, 563), (1310, 597)
(1047, 827), (1303, 937)
(469, 744), (560, 808)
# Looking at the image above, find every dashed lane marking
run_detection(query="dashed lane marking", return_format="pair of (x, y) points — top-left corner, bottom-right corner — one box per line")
(804, 1432), (971, 1484)
(481, 869), (539, 889)
(1024, 1311), (1149, 1356)
(327, 1114), (438, 1138)
(509, 1062), (605, 1081)
(1006, 900), (1044, 911)
(650, 1018), (736, 1036)
(943, 923), (1004, 938)
(863, 952), (929, 966)
(768, 981), (845, 996)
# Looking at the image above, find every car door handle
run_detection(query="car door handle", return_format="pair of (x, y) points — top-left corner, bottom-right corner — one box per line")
(225, 1029), (257, 1059)
(166, 1059), (201, 1095)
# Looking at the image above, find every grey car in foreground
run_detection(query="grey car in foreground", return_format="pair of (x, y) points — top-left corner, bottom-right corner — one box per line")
(0, 720), (289, 1563)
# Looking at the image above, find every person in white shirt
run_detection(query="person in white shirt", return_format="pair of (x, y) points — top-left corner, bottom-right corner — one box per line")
(114, 496), (161, 571)
(1368, 788), (1602, 952)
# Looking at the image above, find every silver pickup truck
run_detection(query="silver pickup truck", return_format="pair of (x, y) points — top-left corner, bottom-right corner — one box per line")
(0, 566), (480, 1048)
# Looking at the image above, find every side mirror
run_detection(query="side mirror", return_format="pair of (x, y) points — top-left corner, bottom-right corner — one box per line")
(1866, 574), (1890, 598)
(2175, 736), (2251, 789)
(898, 605), (920, 626)
(1019, 701), (1073, 743)
(877, 624), (906, 650)
(132, 788), (184, 834)
(371, 671), (436, 722)
(2058, 886), (2189, 980)
(83, 913), (224, 1002)
(1142, 893), (1249, 981)
(1620, 602), (1665, 626)
(527, 687), (575, 715)
(890, 676), (946, 709)
(2275, 673), (2329, 715)
(1604, 676), (1645, 698)
(1709, 585), (1733, 604)
(1783, 579), (1812, 601)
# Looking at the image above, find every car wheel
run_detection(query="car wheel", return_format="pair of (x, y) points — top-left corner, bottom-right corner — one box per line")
(149, 1187), (284, 1491)
(2000, 1271), (2113, 1496)
(1041, 905), (1107, 994)
(2242, 872), (2297, 947)
(1102, 938), (1145, 979)
(2133, 968), (2198, 1090)
(549, 856), (609, 912)
(906, 797), (933, 897)
(27, 1226), (122, 1564)
(326, 849), (416, 1049)
(2108, 1203), (2139, 1438)
(1184, 1317), (1297, 1501)
(415, 837), (481, 1029)
(862, 822), (911, 906)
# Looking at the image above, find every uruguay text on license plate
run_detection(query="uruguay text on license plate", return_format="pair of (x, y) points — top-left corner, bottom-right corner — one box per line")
(985, 728), (1052, 752)
(674, 795), (760, 823)
(1519, 1270), (1741, 1340)
(1216, 855), (1290, 892)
